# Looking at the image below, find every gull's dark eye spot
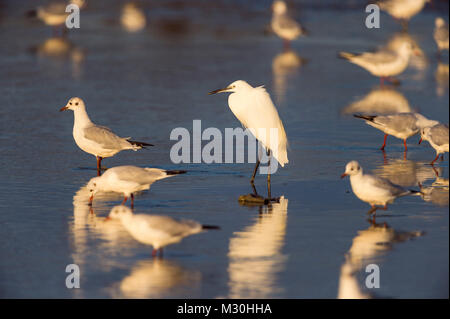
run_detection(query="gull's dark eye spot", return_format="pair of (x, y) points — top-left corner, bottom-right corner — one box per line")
(69, 102), (72, 105)
(93, 183), (96, 187)
(75, 102), (79, 106)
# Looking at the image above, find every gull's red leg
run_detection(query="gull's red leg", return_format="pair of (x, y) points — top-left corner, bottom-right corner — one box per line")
(130, 194), (134, 209)
(121, 196), (128, 205)
(431, 154), (440, 165)
(403, 139), (408, 151)
(380, 134), (388, 150)
(96, 156), (102, 176)
(152, 249), (157, 257)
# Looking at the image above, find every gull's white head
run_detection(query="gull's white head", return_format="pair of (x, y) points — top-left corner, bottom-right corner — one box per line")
(341, 161), (362, 178)
(60, 97), (86, 112)
(272, 1), (287, 15)
(108, 205), (133, 220)
(208, 80), (253, 95)
(435, 17), (446, 28)
(419, 127), (432, 144)
(398, 42), (414, 56)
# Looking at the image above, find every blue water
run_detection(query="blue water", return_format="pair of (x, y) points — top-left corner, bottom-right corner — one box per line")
(0, 0), (448, 298)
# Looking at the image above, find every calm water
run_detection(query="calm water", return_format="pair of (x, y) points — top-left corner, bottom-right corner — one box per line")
(0, 0), (448, 298)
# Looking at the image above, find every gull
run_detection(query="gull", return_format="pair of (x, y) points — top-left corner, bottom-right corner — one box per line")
(121, 2), (147, 33)
(339, 42), (414, 85)
(60, 97), (153, 175)
(377, 0), (430, 29)
(434, 18), (449, 55)
(353, 112), (438, 151)
(271, 0), (306, 50)
(209, 80), (288, 199)
(341, 161), (420, 215)
(27, 0), (86, 35)
(106, 205), (219, 257)
(87, 165), (186, 207)
(419, 123), (449, 164)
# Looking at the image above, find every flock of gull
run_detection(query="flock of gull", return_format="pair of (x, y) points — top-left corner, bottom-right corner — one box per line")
(28, 0), (448, 259)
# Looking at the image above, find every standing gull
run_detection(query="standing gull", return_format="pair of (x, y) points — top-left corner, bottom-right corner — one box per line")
(341, 161), (420, 215)
(377, 0), (430, 29)
(209, 80), (288, 199)
(434, 18), (449, 55)
(353, 112), (438, 151)
(60, 97), (153, 175)
(271, 0), (306, 50)
(87, 165), (186, 207)
(106, 205), (219, 257)
(419, 124), (449, 165)
(339, 42), (414, 85)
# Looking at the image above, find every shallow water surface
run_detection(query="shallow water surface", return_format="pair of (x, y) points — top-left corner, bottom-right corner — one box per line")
(0, 0), (448, 298)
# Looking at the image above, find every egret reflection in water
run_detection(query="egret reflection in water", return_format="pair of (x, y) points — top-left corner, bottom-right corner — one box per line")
(338, 221), (424, 299)
(227, 196), (288, 298)
(341, 87), (412, 115)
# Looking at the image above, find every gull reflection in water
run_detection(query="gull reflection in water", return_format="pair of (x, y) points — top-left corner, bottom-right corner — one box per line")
(338, 221), (424, 299)
(109, 259), (201, 298)
(435, 62), (449, 97)
(373, 159), (441, 188)
(341, 87), (412, 116)
(227, 196), (288, 298)
(29, 37), (85, 78)
(420, 174), (449, 207)
(272, 50), (305, 104)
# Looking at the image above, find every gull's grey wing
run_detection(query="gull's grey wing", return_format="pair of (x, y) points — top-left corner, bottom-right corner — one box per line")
(83, 124), (130, 150)
(373, 113), (419, 132)
(358, 50), (398, 65)
(138, 215), (202, 237)
(368, 174), (407, 197)
(429, 124), (449, 146)
(112, 166), (167, 185)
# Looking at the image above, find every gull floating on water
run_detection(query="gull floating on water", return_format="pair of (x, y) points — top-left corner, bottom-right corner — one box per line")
(209, 80), (288, 199)
(271, 0), (306, 49)
(353, 112), (438, 151)
(434, 18), (449, 55)
(60, 97), (153, 175)
(106, 205), (219, 257)
(419, 123), (449, 165)
(87, 165), (186, 207)
(339, 42), (414, 85)
(377, 0), (430, 29)
(341, 161), (420, 215)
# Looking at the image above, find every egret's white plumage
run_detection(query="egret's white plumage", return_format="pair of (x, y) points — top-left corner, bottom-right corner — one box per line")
(341, 161), (419, 213)
(210, 80), (288, 167)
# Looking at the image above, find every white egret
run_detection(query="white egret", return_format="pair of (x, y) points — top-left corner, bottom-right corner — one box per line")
(209, 80), (288, 199)
(60, 97), (153, 175)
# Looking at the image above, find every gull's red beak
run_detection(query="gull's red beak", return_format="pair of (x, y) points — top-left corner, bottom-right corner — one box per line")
(89, 194), (94, 205)
(59, 106), (68, 112)
(341, 173), (348, 179)
(104, 216), (111, 222)
(418, 138), (422, 144)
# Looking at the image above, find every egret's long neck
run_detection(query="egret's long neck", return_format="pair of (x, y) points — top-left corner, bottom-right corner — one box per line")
(73, 106), (93, 128)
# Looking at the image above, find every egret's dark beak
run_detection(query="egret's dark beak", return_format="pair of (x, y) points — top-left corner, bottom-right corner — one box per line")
(208, 87), (230, 95)
(418, 138), (423, 144)
(341, 173), (348, 179)
(59, 105), (69, 112)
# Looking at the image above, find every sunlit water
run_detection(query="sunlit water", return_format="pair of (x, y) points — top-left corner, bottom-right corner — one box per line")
(0, 0), (448, 298)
